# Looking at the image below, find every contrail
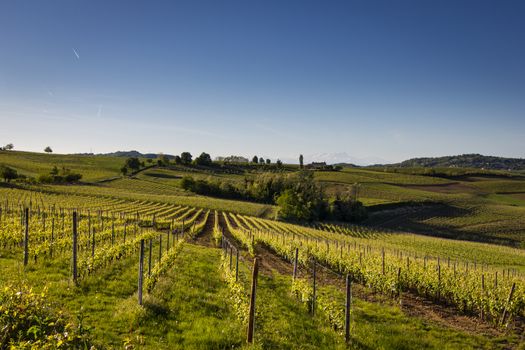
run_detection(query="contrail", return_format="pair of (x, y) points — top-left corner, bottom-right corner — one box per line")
(72, 48), (80, 59)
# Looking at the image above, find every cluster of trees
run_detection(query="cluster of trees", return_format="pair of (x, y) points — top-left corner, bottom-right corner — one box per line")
(121, 152), (214, 176)
(0, 165), (18, 182)
(181, 171), (367, 223)
(250, 155), (285, 168)
(0, 143), (14, 151)
(38, 166), (82, 183)
(121, 157), (146, 175)
(251, 155), (271, 164)
(274, 172), (367, 222)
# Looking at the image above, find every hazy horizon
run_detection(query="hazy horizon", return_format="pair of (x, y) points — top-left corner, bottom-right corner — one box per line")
(1, 0), (524, 163)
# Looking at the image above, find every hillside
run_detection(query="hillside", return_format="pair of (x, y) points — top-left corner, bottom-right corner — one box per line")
(0, 150), (127, 181)
(393, 154), (525, 171)
(1, 150), (525, 348)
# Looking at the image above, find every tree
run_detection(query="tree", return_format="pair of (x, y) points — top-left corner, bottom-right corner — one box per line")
(252, 156), (259, 164)
(120, 166), (128, 176)
(330, 194), (367, 222)
(195, 152), (212, 166)
(275, 171), (327, 222)
(174, 155), (182, 164)
(0, 165), (18, 182)
(299, 154), (304, 169)
(157, 154), (170, 166)
(50, 166), (59, 176)
(259, 157), (264, 164)
(3, 143), (14, 151)
(180, 152), (192, 165)
(276, 159), (283, 167)
(44, 146), (53, 153)
(266, 159), (271, 164)
(125, 157), (141, 171)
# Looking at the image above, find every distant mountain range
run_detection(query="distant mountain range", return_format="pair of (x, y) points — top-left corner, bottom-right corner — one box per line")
(390, 154), (525, 171)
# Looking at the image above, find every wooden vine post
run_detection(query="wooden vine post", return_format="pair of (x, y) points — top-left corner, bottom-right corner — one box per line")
(23, 208), (29, 267)
(293, 248), (299, 281)
(148, 238), (153, 277)
(312, 258), (317, 316)
(138, 239), (145, 306)
(345, 273), (352, 343)
(158, 234), (162, 262)
(247, 258), (259, 344)
(500, 283), (516, 326)
(50, 217), (55, 258)
(72, 211), (78, 284)
(91, 229), (96, 258)
(235, 248), (240, 282)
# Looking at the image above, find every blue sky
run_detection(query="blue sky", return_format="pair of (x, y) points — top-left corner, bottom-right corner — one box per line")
(1, 0), (524, 164)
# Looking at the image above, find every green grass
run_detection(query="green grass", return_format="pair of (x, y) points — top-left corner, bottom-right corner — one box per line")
(315, 168), (453, 186)
(1, 225), (523, 349)
(0, 150), (126, 181)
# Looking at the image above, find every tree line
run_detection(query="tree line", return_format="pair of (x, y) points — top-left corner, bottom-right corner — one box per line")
(181, 171), (367, 223)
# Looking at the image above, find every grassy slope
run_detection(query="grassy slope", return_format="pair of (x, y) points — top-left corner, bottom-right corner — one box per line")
(0, 150), (125, 181)
(3, 150), (525, 245)
(2, 232), (515, 349)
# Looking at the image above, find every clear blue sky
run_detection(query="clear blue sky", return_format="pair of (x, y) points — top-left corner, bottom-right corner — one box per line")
(1, 0), (524, 164)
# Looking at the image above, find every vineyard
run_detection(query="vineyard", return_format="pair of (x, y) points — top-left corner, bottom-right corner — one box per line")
(1, 157), (525, 348)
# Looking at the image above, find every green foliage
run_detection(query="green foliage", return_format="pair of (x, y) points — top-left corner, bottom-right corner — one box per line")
(0, 284), (93, 349)
(291, 278), (313, 310)
(276, 171), (328, 222)
(145, 240), (185, 292)
(220, 255), (250, 323)
(37, 166), (82, 184)
(120, 166), (128, 176)
(330, 194), (368, 222)
(194, 152), (212, 166)
(125, 157), (141, 171)
(157, 154), (170, 166)
(0, 165), (18, 182)
(395, 153), (525, 171)
(180, 152), (192, 165)
(44, 146), (53, 153)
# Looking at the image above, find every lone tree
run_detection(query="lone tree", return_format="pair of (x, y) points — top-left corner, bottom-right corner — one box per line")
(180, 152), (192, 165)
(299, 154), (304, 169)
(44, 146), (53, 153)
(0, 165), (18, 182)
(252, 156), (259, 164)
(125, 157), (141, 172)
(195, 152), (212, 166)
(3, 143), (14, 151)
